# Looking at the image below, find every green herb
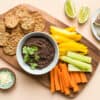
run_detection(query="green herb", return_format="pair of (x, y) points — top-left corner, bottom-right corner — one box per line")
(31, 46), (38, 51)
(22, 46), (38, 55)
(23, 54), (30, 63)
(23, 46), (28, 54)
(30, 63), (38, 69)
(34, 54), (40, 61)
(22, 45), (40, 70)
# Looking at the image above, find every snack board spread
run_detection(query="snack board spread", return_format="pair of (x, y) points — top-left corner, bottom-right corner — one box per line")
(0, 5), (99, 98)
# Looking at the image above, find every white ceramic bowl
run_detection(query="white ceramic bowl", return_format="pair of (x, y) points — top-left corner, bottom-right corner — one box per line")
(16, 32), (59, 75)
(91, 8), (100, 41)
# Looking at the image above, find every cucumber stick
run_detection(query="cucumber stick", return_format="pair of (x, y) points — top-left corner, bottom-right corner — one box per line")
(67, 51), (92, 63)
(60, 56), (92, 71)
(68, 64), (92, 72)
(68, 64), (81, 71)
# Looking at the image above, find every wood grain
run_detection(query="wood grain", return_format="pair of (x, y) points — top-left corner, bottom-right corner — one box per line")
(0, 4), (100, 98)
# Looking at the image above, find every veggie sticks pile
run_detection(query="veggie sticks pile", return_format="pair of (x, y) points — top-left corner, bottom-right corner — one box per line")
(49, 25), (92, 96)
(50, 62), (88, 95)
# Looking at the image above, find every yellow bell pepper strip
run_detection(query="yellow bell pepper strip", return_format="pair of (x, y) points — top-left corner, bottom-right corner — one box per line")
(59, 41), (88, 56)
(50, 26), (77, 36)
(51, 34), (74, 43)
(50, 26), (82, 41)
(65, 26), (76, 32)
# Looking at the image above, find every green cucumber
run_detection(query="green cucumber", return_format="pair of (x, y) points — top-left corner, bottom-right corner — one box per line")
(67, 51), (92, 63)
(68, 64), (92, 72)
(60, 56), (92, 72)
(68, 64), (81, 71)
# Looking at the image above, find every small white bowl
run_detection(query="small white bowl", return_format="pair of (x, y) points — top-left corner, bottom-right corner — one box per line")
(91, 8), (100, 41)
(16, 32), (59, 75)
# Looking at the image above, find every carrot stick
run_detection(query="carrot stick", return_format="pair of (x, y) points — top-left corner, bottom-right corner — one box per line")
(57, 68), (64, 93)
(59, 63), (79, 92)
(72, 72), (81, 83)
(70, 72), (77, 83)
(79, 72), (88, 83)
(59, 63), (72, 88)
(60, 71), (70, 95)
(54, 66), (60, 91)
(59, 63), (71, 95)
(70, 73), (80, 92)
(50, 69), (55, 93)
(59, 63), (70, 87)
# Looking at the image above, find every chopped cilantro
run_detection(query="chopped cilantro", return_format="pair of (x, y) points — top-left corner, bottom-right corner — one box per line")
(34, 54), (40, 61)
(30, 63), (38, 69)
(23, 54), (30, 63)
(22, 46), (28, 54)
(22, 46), (38, 55)
(22, 45), (40, 70)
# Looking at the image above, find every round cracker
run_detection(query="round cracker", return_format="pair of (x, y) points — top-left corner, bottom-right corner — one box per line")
(32, 11), (46, 32)
(11, 25), (24, 35)
(0, 32), (10, 46)
(3, 32), (23, 56)
(4, 13), (19, 28)
(0, 18), (6, 32)
(20, 15), (35, 31)
(3, 43), (16, 56)
(14, 6), (30, 18)
(34, 23), (45, 32)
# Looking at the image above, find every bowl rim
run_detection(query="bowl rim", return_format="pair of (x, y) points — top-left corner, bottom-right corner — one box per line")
(16, 32), (59, 75)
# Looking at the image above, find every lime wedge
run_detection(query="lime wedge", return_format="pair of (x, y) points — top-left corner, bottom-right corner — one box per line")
(64, 0), (77, 19)
(78, 6), (90, 24)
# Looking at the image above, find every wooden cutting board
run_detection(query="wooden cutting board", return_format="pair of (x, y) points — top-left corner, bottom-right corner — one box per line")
(0, 4), (100, 98)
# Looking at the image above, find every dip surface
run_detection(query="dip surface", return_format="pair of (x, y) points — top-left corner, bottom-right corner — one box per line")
(22, 36), (55, 69)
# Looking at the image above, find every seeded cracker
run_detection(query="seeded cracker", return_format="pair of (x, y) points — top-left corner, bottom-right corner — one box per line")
(14, 6), (31, 18)
(20, 15), (35, 32)
(0, 18), (6, 32)
(4, 12), (19, 28)
(32, 11), (46, 32)
(11, 25), (24, 35)
(3, 32), (23, 55)
(0, 32), (10, 46)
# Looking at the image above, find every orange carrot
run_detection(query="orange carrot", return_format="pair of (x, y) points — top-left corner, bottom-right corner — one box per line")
(50, 62), (86, 95)
(50, 69), (55, 93)
(60, 71), (70, 95)
(54, 66), (60, 91)
(70, 72), (80, 92)
(59, 63), (79, 92)
(59, 63), (71, 95)
(57, 68), (64, 93)
(72, 72), (81, 83)
(79, 72), (88, 83)
(70, 72), (77, 83)
(59, 63), (72, 88)
(59, 63), (70, 87)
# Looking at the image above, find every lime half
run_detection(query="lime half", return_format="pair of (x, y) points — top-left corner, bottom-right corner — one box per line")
(78, 6), (90, 24)
(64, 0), (77, 19)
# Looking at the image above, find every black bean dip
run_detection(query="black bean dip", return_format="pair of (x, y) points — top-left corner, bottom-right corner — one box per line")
(23, 36), (55, 69)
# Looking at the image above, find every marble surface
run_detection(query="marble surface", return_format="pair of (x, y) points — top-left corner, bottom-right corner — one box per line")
(0, 0), (100, 100)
